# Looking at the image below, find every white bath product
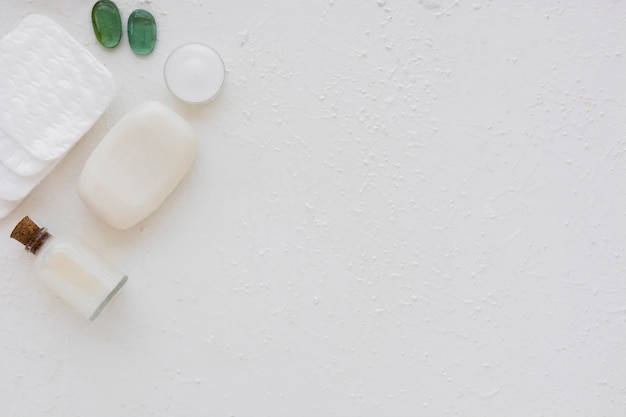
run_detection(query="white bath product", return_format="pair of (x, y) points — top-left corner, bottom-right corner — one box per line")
(0, 14), (116, 218)
(10, 216), (127, 321)
(78, 101), (198, 229)
(164, 42), (225, 103)
(0, 156), (61, 202)
(0, 199), (21, 219)
(0, 131), (50, 176)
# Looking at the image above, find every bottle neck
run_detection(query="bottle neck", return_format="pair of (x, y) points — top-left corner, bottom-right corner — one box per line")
(27, 228), (51, 255)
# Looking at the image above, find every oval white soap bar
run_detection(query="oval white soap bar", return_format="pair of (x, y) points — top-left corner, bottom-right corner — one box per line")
(78, 101), (197, 229)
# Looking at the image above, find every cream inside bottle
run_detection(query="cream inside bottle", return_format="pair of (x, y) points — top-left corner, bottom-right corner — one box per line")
(10, 216), (127, 320)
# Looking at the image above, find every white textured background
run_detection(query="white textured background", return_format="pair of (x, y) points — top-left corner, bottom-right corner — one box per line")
(1, 1), (625, 415)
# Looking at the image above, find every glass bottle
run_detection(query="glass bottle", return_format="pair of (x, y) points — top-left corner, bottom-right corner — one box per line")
(10, 216), (128, 320)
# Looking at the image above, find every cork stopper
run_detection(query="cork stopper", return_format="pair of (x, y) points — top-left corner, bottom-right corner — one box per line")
(10, 216), (51, 254)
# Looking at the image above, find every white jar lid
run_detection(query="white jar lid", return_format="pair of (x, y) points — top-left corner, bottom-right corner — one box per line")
(164, 43), (225, 103)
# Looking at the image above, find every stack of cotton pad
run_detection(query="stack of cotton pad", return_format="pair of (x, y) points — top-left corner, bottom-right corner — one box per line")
(0, 14), (116, 219)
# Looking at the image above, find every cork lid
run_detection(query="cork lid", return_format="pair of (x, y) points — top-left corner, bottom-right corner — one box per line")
(10, 216), (50, 253)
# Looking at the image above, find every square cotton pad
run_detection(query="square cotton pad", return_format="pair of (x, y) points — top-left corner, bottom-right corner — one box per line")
(0, 14), (116, 218)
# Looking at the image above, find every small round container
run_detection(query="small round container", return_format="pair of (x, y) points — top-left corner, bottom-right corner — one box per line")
(164, 42), (225, 104)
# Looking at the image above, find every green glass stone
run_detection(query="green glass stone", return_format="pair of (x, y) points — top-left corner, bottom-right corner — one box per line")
(128, 9), (157, 56)
(91, 0), (122, 48)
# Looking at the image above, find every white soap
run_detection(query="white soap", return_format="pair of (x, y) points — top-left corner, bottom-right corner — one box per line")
(0, 14), (116, 161)
(79, 102), (197, 229)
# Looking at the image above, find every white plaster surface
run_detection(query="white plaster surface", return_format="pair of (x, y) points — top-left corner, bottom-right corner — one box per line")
(0, 1), (625, 415)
